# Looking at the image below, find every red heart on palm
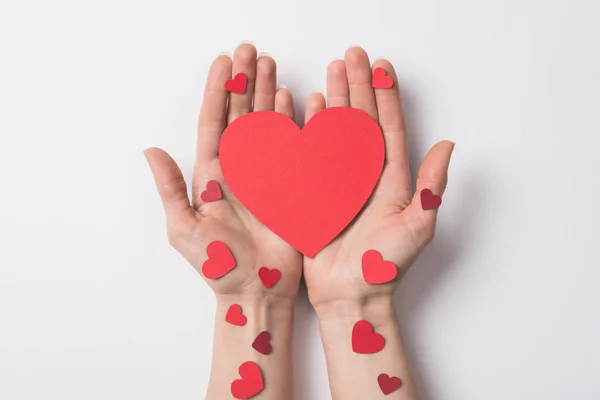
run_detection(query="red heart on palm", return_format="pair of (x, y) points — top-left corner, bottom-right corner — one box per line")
(200, 180), (222, 202)
(201, 241), (236, 279)
(352, 319), (385, 354)
(220, 108), (384, 257)
(258, 267), (281, 288)
(230, 361), (264, 399)
(378, 373), (402, 395)
(362, 249), (397, 284)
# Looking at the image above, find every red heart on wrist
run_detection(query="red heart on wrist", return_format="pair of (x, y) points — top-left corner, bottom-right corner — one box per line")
(420, 188), (442, 210)
(202, 241), (236, 280)
(231, 361), (264, 399)
(200, 180), (223, 202)
(362, 249), (397, 285)
(225, 72), (248, 94)
(378, 373), (402, 395)
(252, 331), (273, 355)
(225, 304), (247, 326)
(352, 319), (385, 354)
(258, 267), (281, 288)
(372, 67), (393, 89)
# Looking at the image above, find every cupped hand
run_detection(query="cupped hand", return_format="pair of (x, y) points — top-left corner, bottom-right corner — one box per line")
(303, 47), (455, 309)
(145, 44), (302, 300)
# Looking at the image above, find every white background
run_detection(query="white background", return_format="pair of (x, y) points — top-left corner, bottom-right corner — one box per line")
(1, 0), (599, 399)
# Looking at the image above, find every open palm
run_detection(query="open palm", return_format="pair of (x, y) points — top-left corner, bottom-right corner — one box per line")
(302, 47), (455, 307)
(145, 44), (302, 299)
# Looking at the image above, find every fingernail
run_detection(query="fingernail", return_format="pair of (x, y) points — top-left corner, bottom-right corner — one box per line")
(277, 83), (288, 90)
(347, 44), (361, 49)
(373, 57), (387, 61)
(218, 52), (232, 59)
(333, 56), (344, 61)
(258, 52), (273, 58)
(240, 40), (255, 45)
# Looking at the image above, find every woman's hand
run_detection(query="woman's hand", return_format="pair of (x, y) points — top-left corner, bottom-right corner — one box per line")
(303, 46), (455, 310)
(145, 43), (302, 301)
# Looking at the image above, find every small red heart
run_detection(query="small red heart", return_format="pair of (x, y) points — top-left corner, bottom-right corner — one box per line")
(258, 267), (281, 288)
(225, 304), (247, 326)
(362, 249), (397, 285)
(352, 319), (385, 354)
(225, 72), (248, 94)
(252, 331), (273, 355)
(378, 373), (402, 395)
(420, 188), (442, 210)
(231, 361), (264, 399)
(202, 241), (236, 280)
(372, 67), (393, 89)
(200, 180), (222, 202)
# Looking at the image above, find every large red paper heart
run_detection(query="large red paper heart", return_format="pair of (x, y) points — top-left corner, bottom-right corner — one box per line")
(352, 319), (385, 354)
(201, 241), (236, 279)
(420, 188), (442, 210)
(225, 304), (247, 326)
(362, 249), (397, 285)
(220, 108), (384, 257)
(378, 373), (402, 395)
(231, 361), (264, 399)
(252, 331), (273, 355)
(258, 267), (281, 288)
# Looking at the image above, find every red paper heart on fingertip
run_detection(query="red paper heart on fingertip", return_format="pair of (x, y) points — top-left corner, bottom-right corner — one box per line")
(362, 250), (397, 285)
(378, 373), (402, 395)
(372, 67), (393, 89)
(200, 180), (222, 202)
(202, 241), (236, 280)
(352, 320), (385, 354)
(258, 267), (281, 288)
(231, 361), (264, 399)
(225, 73), (248, 94)
(220, 108), (384, 258)
(252, 331), (273, 355)
(225, 304), (247, 326)
(420, 188), (442, 210)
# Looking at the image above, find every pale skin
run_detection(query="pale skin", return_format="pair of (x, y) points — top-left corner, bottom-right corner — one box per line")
(145, 43), (454, 400)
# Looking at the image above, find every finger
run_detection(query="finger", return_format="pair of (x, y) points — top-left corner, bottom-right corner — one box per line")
(345, 46), (378, 120)
(326, 60), (350, 107)
(144, 147), (196, 227)
(404, 141), (455, 246)
(196, 54), (232, 163)
(274, 87), (295, 120)
(253, 53), (277, 112)
(227, 43), (258, 123)
(372, 58), (410, 187)
(304, 92), (326, 124)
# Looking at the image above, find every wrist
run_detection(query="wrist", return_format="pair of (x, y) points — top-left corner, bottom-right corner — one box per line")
(314, 295), (396, 323)
(216, 293), (294, 325)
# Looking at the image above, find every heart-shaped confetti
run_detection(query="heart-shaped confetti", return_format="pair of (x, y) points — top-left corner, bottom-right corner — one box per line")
(202, 241), (236, 279)
(372, 67), (393, 89)
(200, 180), (223, 202)
(378, 373), (402, 395)
(252, 331), (273, 355)
(362, 249), (397, 285)
(225, 72), (248, 94)
(352, 320), (385, 354)
(258, 267), (281, 288)
(420, 188), (442, 210)
(231, 361), (264, 399)
(225, 304), (247, 326)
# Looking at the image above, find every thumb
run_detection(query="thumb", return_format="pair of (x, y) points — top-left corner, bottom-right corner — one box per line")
(144, 147), (195, 225)
(405, 140), (455, 247)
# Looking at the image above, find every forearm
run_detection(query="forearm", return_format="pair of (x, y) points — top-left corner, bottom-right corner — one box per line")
(315, 297), (421, 400)
(206, 294), (295, 400)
